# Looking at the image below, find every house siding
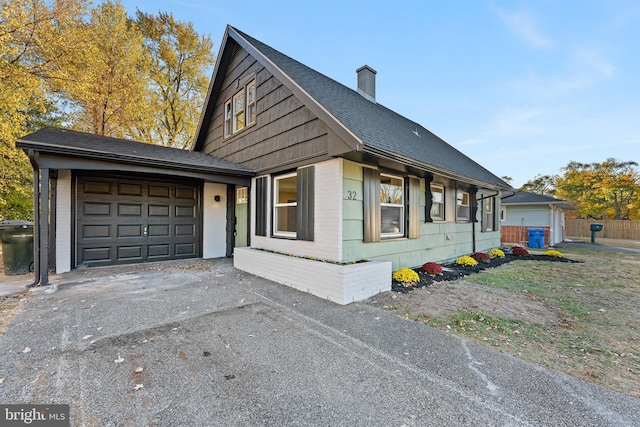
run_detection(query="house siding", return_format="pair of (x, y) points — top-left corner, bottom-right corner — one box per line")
(503, 205), (550, 227)
(55, 170), (72, 274)
(201, 45), (334, 172)
(342, 160), (500, 270)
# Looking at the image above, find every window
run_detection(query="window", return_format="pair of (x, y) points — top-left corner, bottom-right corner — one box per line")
(501, 206), (507, 223)
(224, 101), (232, 137)
(236, 187), (248, 204)
(274, 173), (297, 237)
(232, 90), (245, 133)
(269, 168), (314, 241)
(246, 80), (256, 125)
(430, 184), (445, 221)
(456, 191), (470, 221)
(225, 78), (256, 137)
(380, 174), (404, 237)
(483, 197), (494, 231)
(363, 169), (420, 242)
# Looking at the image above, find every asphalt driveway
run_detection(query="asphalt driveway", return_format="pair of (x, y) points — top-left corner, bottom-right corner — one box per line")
(1, 258), (639, 426)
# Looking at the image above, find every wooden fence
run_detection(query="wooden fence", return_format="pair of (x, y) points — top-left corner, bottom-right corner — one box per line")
(566, 219), (640, 240)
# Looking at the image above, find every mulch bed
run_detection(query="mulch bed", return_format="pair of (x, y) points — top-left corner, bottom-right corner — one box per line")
(391, 254), (582, 293)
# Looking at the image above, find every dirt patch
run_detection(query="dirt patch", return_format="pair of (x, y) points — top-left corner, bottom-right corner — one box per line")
(373, 280), (559, 326)
(0, 295), (25, 335)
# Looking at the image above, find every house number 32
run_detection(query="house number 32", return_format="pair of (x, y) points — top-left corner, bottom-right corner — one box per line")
(347, 190), (357, 200)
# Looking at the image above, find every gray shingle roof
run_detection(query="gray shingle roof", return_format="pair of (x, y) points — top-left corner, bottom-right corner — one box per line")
(230, 27), (510, 190)
(502, 190), (571, 206)
(18, 127), (253, 176)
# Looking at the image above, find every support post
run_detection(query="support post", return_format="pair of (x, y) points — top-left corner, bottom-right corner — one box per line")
(39, 168), (49, 286)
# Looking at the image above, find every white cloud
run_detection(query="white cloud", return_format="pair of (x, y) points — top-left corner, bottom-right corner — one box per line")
(491, 5), (552, 49)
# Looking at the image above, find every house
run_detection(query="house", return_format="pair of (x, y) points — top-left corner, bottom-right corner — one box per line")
(18, 25), (511, 304)
(500, 190), (572, 247)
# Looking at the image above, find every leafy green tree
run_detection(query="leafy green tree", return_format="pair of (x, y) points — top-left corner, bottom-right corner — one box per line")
(519, 174), (557, 196)
(1, 1), (216, 219)
(0, 0), (88, 219)
(500, 176), (513, 186)
(60, 1), (150, 138)
(134, 11), (214, 148)
(555, 159), (640, 220)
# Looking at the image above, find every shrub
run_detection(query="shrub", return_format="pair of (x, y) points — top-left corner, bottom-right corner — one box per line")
(488, 248), (505, 258)
(420, 262), (443, 276)
(512, 246), (529, 256)
(456, 255), (478, 267)
(471, 252), (491, 264)
(392, 267), (419, 285)
(544, 249), (563, 258)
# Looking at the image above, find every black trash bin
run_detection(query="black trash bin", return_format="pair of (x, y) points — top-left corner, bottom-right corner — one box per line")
(0, 220), (34, 275)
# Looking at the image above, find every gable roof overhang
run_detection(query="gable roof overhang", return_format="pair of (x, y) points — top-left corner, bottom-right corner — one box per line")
(193, 26), (511, 192)
(18, 127), (254, 186)
(192, 26), (361, 155)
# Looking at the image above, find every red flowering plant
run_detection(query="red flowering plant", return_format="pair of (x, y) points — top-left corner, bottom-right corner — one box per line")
(420, 262), (443, 276)
(471, 252), (491, 264)
(512, 246), (529, 256)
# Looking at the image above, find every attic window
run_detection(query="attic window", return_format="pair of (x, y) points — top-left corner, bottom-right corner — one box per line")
(225, 78), (256, 138)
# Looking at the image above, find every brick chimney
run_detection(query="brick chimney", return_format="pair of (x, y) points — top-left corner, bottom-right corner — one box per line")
(356, 65), (377, 103)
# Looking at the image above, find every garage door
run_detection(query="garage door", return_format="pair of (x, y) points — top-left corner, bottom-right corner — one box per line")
(76, 175), (201, 267)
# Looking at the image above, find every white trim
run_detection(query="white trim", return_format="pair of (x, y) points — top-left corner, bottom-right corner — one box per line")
(380, 173), (404, 238)
(273, 172), (297, 238)
(203, 183), (227, 258)
(456, 191), (470, 221)
(430, 183), (445, 221)
(55, 170), (72, 273)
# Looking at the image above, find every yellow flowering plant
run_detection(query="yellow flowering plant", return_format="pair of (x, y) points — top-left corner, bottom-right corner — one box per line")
(392, 267), (419, 285)
(456, 255), (478, 267)
(544, 249), (563, 258)
(488, 248), (505, 258)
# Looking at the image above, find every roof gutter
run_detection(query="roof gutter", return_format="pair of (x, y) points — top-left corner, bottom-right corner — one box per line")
(17, 140), (255, 177)
(361, 145), (511, 191)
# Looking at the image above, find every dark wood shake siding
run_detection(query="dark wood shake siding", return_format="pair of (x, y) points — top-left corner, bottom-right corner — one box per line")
(202, 45), (332, 172)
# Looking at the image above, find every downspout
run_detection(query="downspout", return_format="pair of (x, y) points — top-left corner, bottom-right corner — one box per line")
(26, 150), (40, 288)
(549, 204), (554, 246)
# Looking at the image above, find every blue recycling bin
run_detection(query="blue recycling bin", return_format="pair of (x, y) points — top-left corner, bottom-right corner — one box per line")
(528, 228), (545, 249)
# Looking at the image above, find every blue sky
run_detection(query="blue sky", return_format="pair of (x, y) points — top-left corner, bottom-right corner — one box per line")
(120, 0), (640, 187)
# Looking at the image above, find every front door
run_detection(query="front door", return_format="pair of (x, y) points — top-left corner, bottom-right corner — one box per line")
(234, 186), (248, 247)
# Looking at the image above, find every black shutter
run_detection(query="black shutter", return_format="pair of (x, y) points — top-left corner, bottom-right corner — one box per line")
(363, 168), (381, 243)
(255, 177), (267, 236)
(297, 166), (314, 241)
(470, 187), (478, 223)
(425, 175), (433, 222)
(408, 177), (421, 239)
